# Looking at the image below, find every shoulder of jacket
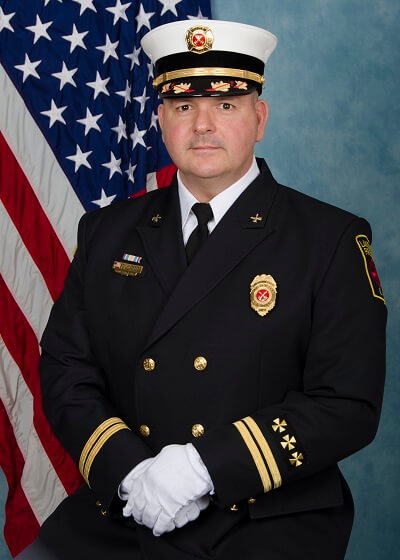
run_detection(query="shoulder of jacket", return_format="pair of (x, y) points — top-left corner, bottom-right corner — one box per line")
(276, 182), (363, 231)
(82, 187), (169, 232)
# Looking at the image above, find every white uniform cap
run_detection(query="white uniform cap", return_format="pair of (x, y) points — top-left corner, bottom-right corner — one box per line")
(141, 19), (277, 97)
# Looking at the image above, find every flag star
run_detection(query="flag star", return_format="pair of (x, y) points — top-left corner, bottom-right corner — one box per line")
(125, 162), (136, 184)
(77, 107), (102, 135)
(158, 0), (182, 17)
(44, 0), (62, 5)
(135, 4), (154, 32)
(0, 8), (16, 33)
(125, 46), (141, 70)
(73, 0), (97, 15)
(66, 145), (92, 172)
(102, 152), (122, 179)
(106, 0), (131, 25)
(92, 189), (116, 208)
(187, 8), (207, 20)
(116, 79), (131, 107)
(147, 62), (154, 80)
(15, 54), (41, 83)
(40, 99), (67, 127)
(133, 86), (150, 114)
(52, 62), (77, 90)
(86, 71), (110, 99)
(111, 116), (127, 142)
(96, 34), (119, 62)
(62, 24), (88, 53)
(130, 124), (146, 149)
(149, 111), (158, 130)
(26, 14), (52, 43)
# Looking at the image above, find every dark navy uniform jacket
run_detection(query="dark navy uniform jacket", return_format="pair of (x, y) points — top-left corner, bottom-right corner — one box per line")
(38, 159), (387, 559)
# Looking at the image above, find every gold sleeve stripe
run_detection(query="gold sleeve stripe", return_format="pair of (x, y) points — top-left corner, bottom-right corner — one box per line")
(79, 417), (125, 476)
(82, 423), (131, 486)
(243, 416), (282, 489)
(233, 420), (272, 493)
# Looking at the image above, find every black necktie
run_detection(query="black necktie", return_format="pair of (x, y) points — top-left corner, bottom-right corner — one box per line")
(185, 203), (213, 264)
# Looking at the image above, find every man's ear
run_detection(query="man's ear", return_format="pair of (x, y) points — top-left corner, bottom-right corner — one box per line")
(158, 102), (164, 131)
(255, 98), (268, 142)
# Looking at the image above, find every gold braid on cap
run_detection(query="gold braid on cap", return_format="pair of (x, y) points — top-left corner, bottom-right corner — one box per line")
(153, 67), (265, 88)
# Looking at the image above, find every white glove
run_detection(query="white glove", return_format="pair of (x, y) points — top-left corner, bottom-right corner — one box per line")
(121, 443), (213, 536)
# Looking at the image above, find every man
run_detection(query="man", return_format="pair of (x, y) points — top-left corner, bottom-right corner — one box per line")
(18, 18), (386, 560)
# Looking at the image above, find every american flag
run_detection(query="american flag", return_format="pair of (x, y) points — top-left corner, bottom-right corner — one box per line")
(0, 0), (211, 556)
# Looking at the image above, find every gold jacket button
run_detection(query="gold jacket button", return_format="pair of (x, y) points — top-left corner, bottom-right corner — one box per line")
(248, 497), (256, 505)
(194, 356), (207, 371)
(100, 508), (107, 516)
(230, 504), (239, 512)
(139, 424), (151, 437)
(95, 500), (102, 507)
(143, 358), (156, 371)
(191, 423), (205, 437)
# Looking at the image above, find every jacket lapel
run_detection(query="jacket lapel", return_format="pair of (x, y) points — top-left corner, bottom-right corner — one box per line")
(142, 160), (279, 351)
(136, 178), (187, 296)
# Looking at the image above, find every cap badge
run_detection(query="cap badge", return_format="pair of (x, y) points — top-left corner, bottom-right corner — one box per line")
(186, 25), (214, 54)
(250, 274), (277, 316)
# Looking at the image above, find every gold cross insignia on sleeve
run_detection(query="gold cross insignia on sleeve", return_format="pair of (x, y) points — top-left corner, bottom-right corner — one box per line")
(280, 435), (296, 450)
(289, 452), (304, 467)
(250, 213), (263, 223)
(151, 214), (162, 223)
(272, 418), (287, 432)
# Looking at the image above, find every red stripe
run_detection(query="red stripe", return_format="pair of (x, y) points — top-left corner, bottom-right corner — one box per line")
(0, 276), (82, 496)
(0, 399), (39, 557)
(156, 163), (177, 188)
(131, 187), (147, 199)
(0, 131), (71, 302)
(130, 163), (177, 199)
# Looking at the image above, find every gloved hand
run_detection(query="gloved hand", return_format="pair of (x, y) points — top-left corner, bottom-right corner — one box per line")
(121, 443), (213, 536)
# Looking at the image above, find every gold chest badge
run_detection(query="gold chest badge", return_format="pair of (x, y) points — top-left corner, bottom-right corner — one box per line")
(186, 25), (214, 54)
(250, 274), (277, 316)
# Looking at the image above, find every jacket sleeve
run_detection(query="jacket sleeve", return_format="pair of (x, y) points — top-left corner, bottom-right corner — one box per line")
(40, 213), (153, 509)
(192, 217), (387, 507)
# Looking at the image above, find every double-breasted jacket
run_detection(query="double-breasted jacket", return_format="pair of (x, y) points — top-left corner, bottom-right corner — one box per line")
(38, 159), (387, 558)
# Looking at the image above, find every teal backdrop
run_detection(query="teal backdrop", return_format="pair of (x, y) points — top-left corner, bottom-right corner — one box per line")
(1, 1), (399, 558)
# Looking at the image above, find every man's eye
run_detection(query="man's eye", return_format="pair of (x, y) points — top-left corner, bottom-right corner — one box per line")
(177, 104), (191, 111)
(220, 102), (233, 110)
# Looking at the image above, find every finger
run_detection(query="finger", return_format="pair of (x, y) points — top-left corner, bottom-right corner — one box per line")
(173, 507), (189, 529)
(152, 510), (175, 537)
(126, 482), (146, 523)
(184, 501), (201, 523)
(142, 501), (161, 529)
(197, 495), (210, 511)
(131, 480), (146, 513)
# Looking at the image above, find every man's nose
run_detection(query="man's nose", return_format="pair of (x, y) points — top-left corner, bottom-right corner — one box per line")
(193, 106), (215, 134)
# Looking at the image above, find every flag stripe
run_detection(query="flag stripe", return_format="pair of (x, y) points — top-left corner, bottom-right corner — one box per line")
(0, 274), (81, 495)
(156, 163), (178, 189)
(0, 337), (68, 525)
(0, 63), (84, 260)
(0, 130), (71, 301)
(0, 201), (54, 341)
(0, 398), (40, 557)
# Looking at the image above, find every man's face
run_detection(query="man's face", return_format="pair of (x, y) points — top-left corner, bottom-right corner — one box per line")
(158, 93), (268, 191)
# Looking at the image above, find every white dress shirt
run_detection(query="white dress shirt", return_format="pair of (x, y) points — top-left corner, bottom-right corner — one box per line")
(178, 157), (260, 245)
